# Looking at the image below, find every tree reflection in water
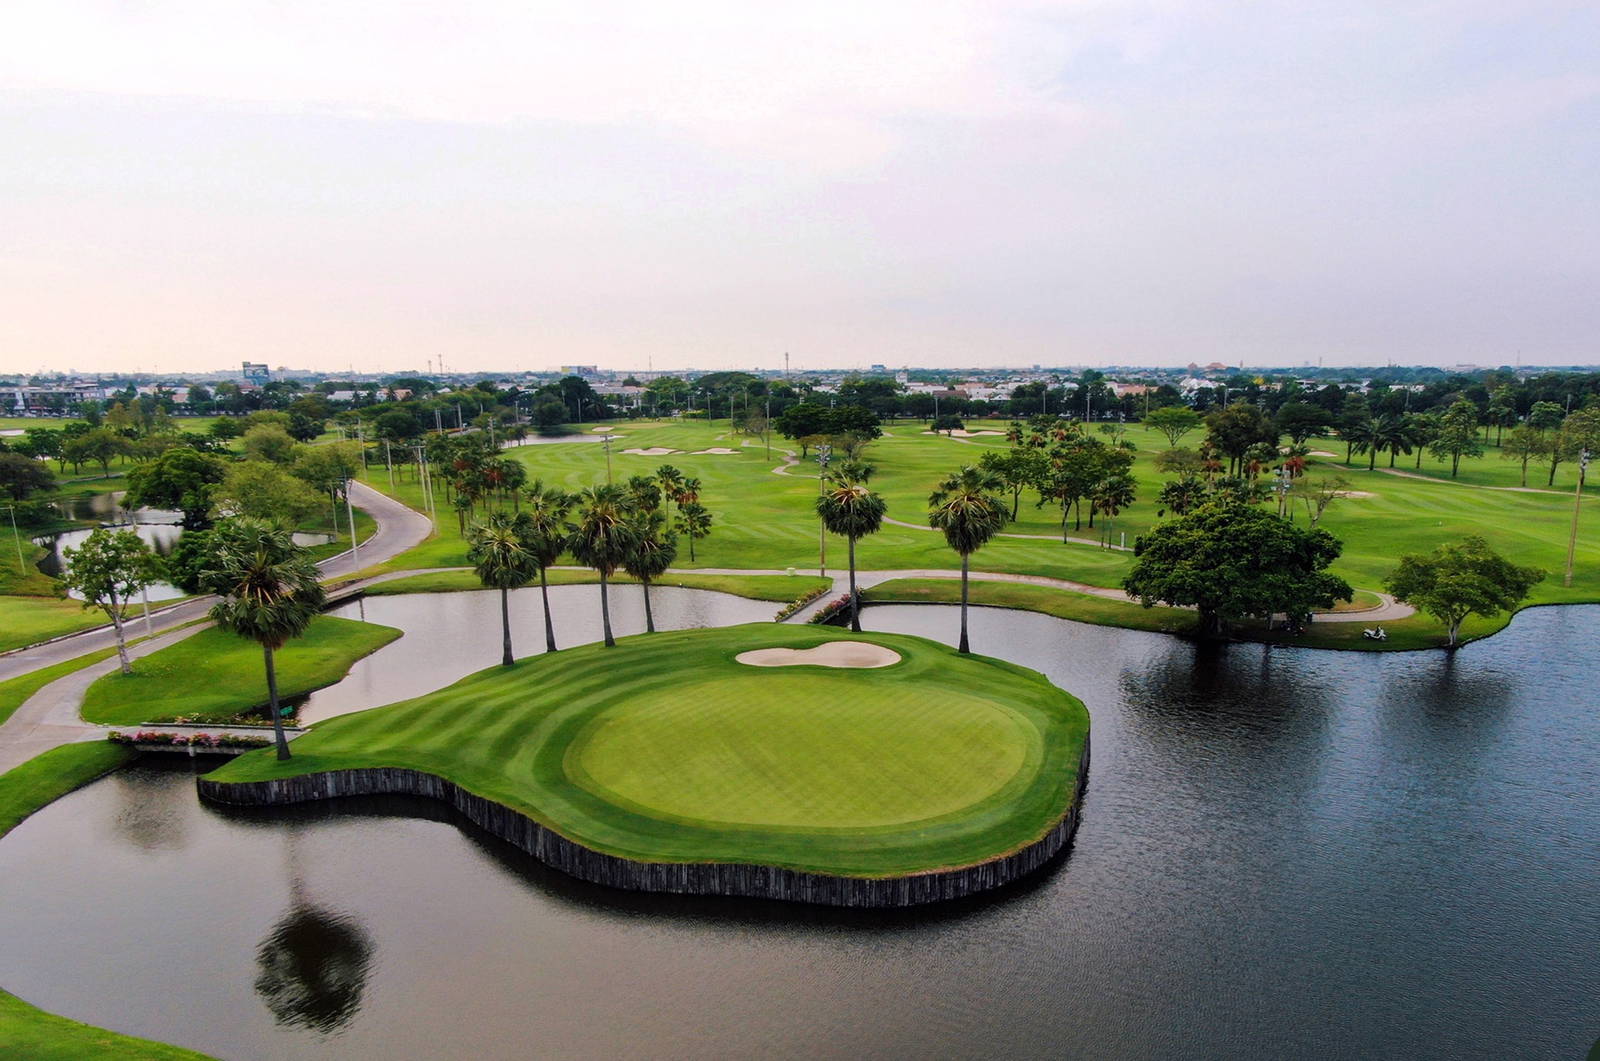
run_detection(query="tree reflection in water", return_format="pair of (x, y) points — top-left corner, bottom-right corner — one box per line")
(254, 831), (374, 1034)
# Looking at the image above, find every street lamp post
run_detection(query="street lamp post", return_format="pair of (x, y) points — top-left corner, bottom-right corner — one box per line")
(4, 503), (24, 570)
(1565, 448), (1589, 587)
(344, 478), (360, 570)
(816, 443), (831, 577)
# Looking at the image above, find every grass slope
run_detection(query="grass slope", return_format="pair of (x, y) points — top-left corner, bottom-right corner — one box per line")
(208, 624), (1089, 877)
(366, 568), (829, 602)
(80, 616), (402, 725)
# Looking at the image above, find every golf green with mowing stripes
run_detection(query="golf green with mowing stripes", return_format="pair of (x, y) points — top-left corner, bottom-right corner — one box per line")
(204, 624), (1089, 880)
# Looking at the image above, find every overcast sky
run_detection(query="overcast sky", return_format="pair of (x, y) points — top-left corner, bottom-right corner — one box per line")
(2, 1), (1596, 376)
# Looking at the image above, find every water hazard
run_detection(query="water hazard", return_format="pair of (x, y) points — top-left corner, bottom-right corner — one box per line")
(0, 593), (1595, 1059)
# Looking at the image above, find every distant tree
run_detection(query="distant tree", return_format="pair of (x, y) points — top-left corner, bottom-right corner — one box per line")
(468, 511), (541, 666)
(1205, 405), (1279, 475)
(1500, 424), (1545, 487)
(977, 447), (1045, 520)
(776, 403), (831, 457)
(931, 414), (965, 436)
(60, 528), (163, 675)
(1123, 502), (1352, 638)
(518, 481), (573, 653)
(0, 452), (54, 500)
(1429, 400), (1485, 478)
(815, 465), (887, 632)
(674, 501), (713, 562)
(217, 461), (325, 529)
(209, 417), (244, 441)
(1274, 402), (1333, 445)
(123, 446), (228, 529)
(1153, 447), (1205, 477)
(927, 465), (1010, 653)
(1386, 536), (1544, 647)
(1340, 416), (1382, 469)
(204, 519), (326, 759)
(1372, 414), (1412, 469)
(1404, 412), (1440, 469)
(1157, 476), (1208, 517)
(1090, 472), (1138, 547)
(1291, 475), (1351, 528)
(292, 442), (364, 531)
(1337, 395), (1371, 464)
(1145, 406), (1202, 448)
(622, 509), (678, 634)
(242, 424), (299, 464)
(65, 427), (131, 476)
(567, 485), (637, 648)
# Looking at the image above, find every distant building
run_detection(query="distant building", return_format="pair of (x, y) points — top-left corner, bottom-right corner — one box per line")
(559, 365), (600, 378)
(241, 362), (271, 383)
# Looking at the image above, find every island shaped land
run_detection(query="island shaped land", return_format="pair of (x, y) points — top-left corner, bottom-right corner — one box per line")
(200, 624), (1090, 906)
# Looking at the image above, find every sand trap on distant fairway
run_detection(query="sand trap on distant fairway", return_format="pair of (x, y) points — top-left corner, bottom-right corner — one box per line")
(592, 426), (624, 433)
(693, 447), (739, 455)
(736, 642), (902, 669)
(622, 447), (678, 456)
(1309, 450), (1338, 458)
(1337, 490), (1375, 498)
(922, 429), (1005, 437)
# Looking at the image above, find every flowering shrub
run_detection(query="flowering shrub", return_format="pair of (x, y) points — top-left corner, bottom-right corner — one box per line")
(108, 731), (272, 749)
(774, 585), (830, 622)
(807, 594), (856, 625)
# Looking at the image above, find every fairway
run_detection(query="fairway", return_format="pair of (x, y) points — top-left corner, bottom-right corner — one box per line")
(207, 623), (1089, 879)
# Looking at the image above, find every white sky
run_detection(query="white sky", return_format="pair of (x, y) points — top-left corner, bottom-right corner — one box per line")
(2, 1), (1596, 374)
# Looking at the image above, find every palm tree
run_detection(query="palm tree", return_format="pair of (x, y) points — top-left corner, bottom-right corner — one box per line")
(1090, 472), (1137, 548)
(467, 511), (540, 666)
(928, 466), (1010, 653)
(1373, 414), (1411, 468)
(1342, 416), (1382, 470)
(814, 465), (886, 632)
(205, 519), (326, 760)
(520, 480), (572, 653)
(655, 464), (684, 517)
(675, 501), (713, 560)
(622, 510), (678, 633)
(567, 484), (637, 647)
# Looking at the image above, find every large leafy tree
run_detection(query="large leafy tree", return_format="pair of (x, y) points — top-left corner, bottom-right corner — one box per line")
(927, 465), (1010, 653)
(1205, 404), (1280, 475)
(815, 463), (887, 632)
(1499, 424), (1546, 487)
(0, 452), (54, 500)
(519, 481), (573, 653)
(621, 509), (678, 633)
(60, 528), (163, 675)
(218, 461), (324, 528)
(978, 447), (1046, 520)
(467, 511), (541, 666)
(203, 519), (326, 759)
(567, 485), (637, 647)
(1385, 536), (1543, 647)
(1274, 402), (1333, 445)
(124, 446), (228, 529)
(1144, 406), (1202, 448)
(1429, 400), (1485, 478)
(1123, 502), (1352, 638)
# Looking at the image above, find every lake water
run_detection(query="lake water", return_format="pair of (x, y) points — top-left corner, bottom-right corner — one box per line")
(34, 492), (336, 601)
(0, 593), (1594, 1059)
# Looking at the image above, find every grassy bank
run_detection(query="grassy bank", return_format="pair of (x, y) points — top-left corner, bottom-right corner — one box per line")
(80, 616), (402, 726)
(366, 568), (830, 603)
(208, 624), (1089, 877)
(0, 744), (217, 1058)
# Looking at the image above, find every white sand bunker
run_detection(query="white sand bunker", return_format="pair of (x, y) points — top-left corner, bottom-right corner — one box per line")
(692, 447), (739, 455)
(736, 642), (902, 669)
(622, 447), (679, 456)
(1337, 490), (1376, 498)
(591, 426), (622, 433)
(1308, 450), (1338, 458)
(921, 429), (1005, 437)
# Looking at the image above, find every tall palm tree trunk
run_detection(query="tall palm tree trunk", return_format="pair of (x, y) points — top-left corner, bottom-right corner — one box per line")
(1369, 447), (1377, 471)
(847, 536), (860, 632)
(539, 567), (557, 652)
(263, 644), (290, 760)
(499, 586), (513, 666)
(958, 553), (971, 654)
(642, 579), (655, 633)
(599, 572), (616, 647)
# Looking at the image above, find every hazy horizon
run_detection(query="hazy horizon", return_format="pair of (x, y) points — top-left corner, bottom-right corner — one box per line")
(4, 2), (1596, 375)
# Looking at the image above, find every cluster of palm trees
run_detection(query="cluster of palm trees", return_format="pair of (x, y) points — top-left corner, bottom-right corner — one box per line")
(1340, 413), (1432, 471)
(814, 461), (1012, 654)
(466, 466), (714, 663)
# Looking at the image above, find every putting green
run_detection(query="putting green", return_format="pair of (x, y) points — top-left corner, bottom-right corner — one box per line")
(207, 624), (1089, 878)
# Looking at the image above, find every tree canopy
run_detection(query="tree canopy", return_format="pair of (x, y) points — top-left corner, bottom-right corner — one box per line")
(1385, 536), (1543, 647)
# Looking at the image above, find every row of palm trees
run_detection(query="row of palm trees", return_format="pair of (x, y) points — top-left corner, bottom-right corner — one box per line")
(817, 462), (1012, 654)
(466, 479), (694, 664)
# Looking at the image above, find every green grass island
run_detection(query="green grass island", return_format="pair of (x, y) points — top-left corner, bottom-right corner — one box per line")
(200, 624), (1090, 907)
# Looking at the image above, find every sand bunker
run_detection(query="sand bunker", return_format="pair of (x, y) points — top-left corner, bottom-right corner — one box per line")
(922, 429), (1005, 438)
(622, 447), (679, 456)
(1337, 490), (1376, 498)
(736, 642), (902, 669)
(693, 447), (739, 455)
(1308, 450), (1338, 458)
(592, 426), (624, 433)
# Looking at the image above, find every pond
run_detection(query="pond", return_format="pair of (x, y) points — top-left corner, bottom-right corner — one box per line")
(34, 492), (336, 601)
(0, 593), (1594, 1059)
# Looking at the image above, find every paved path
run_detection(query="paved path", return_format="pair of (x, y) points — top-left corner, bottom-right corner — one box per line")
(1375, 466), (1570, 495)
(0, 481), (434, 770)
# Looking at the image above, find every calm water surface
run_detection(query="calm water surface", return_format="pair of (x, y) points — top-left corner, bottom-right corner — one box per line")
(0, 598), (1595, 1060)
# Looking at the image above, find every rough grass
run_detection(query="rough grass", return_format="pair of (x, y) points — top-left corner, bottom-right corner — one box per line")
(80, 616), (402, 726)
(366, 568), (830, 602)
(207, 624), (1089, 877)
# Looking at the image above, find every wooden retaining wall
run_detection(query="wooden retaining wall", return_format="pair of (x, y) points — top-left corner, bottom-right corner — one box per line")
(197, 735), (1089, 908)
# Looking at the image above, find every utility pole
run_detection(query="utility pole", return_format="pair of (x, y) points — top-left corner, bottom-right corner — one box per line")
(4, 504), (22, 570)
(603, 433), (613, 484)
(344, 479), (361, 570)
(384, 440), (395, 490)
(1565, 448), (1589, 587)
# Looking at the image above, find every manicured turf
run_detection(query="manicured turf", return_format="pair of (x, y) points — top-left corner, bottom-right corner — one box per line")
(366, 568), (830, 602)
(0, 646), (121, 726)
(79, 616), (402, 725)
(208, 624), (1090, 877)
(0, 743), (217, 1060)
(356, 419), (1600, 647)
